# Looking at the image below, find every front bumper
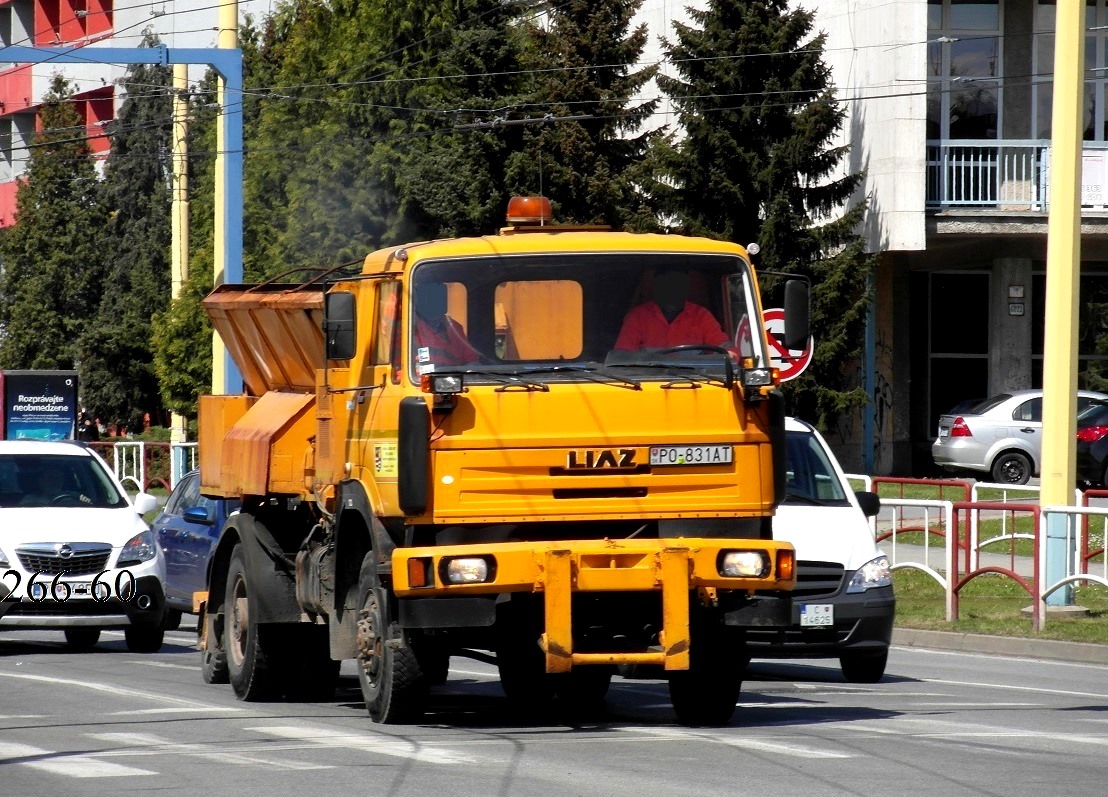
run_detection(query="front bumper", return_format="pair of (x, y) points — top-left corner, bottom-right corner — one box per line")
(743, 584), (895, 658)
(0, 575), (166, 630)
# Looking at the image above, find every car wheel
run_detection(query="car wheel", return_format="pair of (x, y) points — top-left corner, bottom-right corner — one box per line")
(840, 650), (888, 683)
(64, 627), (100, 651)
(991, 451), (1031, 485)
(124, 625), (164, 653)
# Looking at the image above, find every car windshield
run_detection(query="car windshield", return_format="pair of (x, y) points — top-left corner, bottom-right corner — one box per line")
(783, 431), (849, 506)
(0, 453), (127, 509)
(407, 252), (767, 386)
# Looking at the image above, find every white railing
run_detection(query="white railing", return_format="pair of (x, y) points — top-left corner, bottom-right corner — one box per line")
(926, 139), (1108, 210)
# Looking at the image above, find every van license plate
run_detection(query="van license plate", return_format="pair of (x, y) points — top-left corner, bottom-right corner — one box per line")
(800, 604), (834, 627)
(649, 445), (732, 466)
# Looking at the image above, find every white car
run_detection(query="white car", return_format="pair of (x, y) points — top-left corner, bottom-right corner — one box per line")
(743, 418), (895, 682)
(0, 441), (168, 652)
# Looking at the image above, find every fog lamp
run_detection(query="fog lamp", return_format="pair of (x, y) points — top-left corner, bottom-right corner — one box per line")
(444, 557), (491, 584)
(720, 550), (770, 578)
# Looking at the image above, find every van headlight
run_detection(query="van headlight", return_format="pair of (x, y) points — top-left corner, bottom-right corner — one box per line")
(118, 530), (158, 566)
(846, 555), (892, 593)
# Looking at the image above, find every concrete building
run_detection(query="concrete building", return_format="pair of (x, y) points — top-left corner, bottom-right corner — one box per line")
(807, 0), (1108, 475)
(0, 1), (274, 228)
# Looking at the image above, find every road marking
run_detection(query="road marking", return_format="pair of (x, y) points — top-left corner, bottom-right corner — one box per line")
(0, 741), (155, 778)
(89, 732), (330, 770)
(246, 725), (476, 765)
(108, 707), (241, 715)
(0, 671), (245, 712)
(620, 727), (855, 759)
(920, 677), (1108, 700)
(122, 660), (198, 671)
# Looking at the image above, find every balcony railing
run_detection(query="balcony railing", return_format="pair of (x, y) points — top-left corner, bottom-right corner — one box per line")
(926, 139), (1108, 211)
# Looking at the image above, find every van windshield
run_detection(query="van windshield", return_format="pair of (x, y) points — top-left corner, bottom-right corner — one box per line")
(408, 252), (765, 385)
(783, 431), (849, 506)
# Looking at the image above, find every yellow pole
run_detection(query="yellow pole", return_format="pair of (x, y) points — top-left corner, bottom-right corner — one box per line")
(1041, 0), (1085, 610)
(213, 0), (238, 394)
(170, 63), (189, 447)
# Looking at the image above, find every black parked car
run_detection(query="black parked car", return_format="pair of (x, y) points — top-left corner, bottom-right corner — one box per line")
(1076, 400), (1108, 487)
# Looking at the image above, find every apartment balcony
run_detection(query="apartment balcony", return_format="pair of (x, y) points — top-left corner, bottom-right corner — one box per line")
(926, 139), (1108, 213)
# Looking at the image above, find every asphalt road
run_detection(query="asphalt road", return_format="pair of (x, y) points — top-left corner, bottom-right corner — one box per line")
(1, 623), (1106, 796)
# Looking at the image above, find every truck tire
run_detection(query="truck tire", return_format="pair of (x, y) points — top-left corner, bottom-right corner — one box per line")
(224, 545), (283, 701)
(124, 625), (164, 653)
(355, 554), (427, 722)
(200, 605), (229, 684)
(840, 649), (888, 683)
(667, 623), (743, 727)
(554, 666), (613, 711)
(64, 627), (100, 651)
(495, 598), (556, 706)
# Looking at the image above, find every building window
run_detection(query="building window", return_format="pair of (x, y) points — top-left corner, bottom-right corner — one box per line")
(928, 0), (1002, 140)
(1033, 0), (1106, 140)
(1031, 268), (1108, 390)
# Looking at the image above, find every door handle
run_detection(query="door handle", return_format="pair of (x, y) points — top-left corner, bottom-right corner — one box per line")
(1020, 427), (1035, 433)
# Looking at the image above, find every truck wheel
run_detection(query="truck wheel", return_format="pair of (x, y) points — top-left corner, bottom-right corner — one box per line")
(64, 628), (100, 651)
(124, 625), (164, 653)
(224, 545), (282, 701)
(283, 625), (341, 701)
(668, 626), (742, 727)
(355, 556), (427, 723)
(840, 650), (888, 683)
(412, 636), (450, 686)
(554, 666), (613, 710)
(496, 632), (556, 705)
(200, 606), (229, 684)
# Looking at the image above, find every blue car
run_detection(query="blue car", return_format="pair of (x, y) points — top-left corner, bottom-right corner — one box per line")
(152, 469), (239, 621)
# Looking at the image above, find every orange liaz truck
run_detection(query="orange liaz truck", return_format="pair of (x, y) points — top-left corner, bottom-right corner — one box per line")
(195, 197), (807, 726)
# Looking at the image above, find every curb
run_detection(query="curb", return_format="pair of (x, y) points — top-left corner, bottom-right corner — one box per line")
(892, 628), (1108, 665)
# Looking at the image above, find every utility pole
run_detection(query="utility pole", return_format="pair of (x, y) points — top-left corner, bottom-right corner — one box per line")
(1040, 0), (1084, 616)
(170, 63), (190, 483)
(213, 0), (240, 395)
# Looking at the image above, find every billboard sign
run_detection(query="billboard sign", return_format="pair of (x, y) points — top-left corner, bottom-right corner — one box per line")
(2, 370), (79, 441)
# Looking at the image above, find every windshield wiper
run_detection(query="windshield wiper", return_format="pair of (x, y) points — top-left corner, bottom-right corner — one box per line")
(515, 364), (642, 390)
(783, 490), (832, 506)
(612, 361), (728, 388)
(433, 367), (550, 392)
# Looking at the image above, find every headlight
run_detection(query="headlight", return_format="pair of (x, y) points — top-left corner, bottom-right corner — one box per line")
(118, 530), (158, 566)
(719, 550), (771, 578)
(442, 556), (493, 584)
(846, 555), (892, 593)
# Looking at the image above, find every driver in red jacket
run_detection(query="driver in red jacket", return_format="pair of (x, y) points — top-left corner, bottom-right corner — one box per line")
(613, 269), (729, 351)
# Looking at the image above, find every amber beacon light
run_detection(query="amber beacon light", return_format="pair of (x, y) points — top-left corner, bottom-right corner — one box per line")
(506, 195), (552, 225)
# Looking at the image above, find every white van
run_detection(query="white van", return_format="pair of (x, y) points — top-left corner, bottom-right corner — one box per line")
(744, 418), (894, 682)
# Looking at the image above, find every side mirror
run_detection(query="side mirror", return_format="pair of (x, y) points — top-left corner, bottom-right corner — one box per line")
(783, 279), (810, 351)
(182, 506), (215, 526)
(324, 291), (357, 361)
(854, 490), (881, 518)
(133, 493), (159, 515)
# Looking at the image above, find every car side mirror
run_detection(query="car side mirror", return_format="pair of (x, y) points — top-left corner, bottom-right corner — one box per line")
(182, 506), (215, 526)
(854, 490), (881, 518)
(133, 493), (159, 515)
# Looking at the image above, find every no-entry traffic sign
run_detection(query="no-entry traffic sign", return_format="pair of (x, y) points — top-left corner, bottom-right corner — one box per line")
(762, 308), (814, 382)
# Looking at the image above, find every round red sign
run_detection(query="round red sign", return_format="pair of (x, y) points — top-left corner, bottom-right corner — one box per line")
(762, 308), (814, 382)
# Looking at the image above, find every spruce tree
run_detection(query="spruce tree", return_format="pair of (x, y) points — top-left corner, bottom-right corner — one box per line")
(0, 76), (107, 373)
(79, 50), (174, 432)
(656, 0), (872, 429)
(504, 0), (660, 229)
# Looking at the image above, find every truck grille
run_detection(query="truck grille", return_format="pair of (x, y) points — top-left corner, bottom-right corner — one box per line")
(16, 543), (113, 576)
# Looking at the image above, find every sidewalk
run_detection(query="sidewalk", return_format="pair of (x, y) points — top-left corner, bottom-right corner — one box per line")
(893, 627), (1108, 665)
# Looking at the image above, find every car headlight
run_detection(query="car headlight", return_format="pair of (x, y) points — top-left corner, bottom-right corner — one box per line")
(117, 530), (158, 566)
(846, 555), (892, 593)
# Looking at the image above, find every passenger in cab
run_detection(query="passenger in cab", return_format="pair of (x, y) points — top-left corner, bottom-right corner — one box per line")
(413, 282), (481, 366)
(613, 268), (729, 351)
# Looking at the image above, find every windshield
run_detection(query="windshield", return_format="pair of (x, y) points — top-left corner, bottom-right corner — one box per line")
(783, 431), (849, 505)
(0, 453), (127, 509)
(408, 252), (767, 385)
